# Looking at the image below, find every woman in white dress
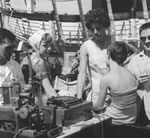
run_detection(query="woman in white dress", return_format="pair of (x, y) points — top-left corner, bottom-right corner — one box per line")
(77, 8), (111, 104)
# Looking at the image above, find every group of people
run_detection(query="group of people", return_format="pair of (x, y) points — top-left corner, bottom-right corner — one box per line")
(0, 28), (58, 106)
(0, 7), (150, 125)
(77, 8), (150, 125)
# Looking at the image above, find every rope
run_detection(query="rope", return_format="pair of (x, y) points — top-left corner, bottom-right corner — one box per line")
(16, 19), (24, 36)
(7, 9), (14, 31)
(21, 18), (33, 40)
(41, 22), (46, 30)
(118, 21), (127, 38)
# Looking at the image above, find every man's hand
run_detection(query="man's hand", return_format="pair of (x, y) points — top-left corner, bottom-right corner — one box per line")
(139, 74), (150, 84)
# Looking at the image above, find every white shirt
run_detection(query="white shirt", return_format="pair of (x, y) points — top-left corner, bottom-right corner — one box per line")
(127, 51), (150, 119)
(127, 51), (150, 79)
(0, 59), (25, 87)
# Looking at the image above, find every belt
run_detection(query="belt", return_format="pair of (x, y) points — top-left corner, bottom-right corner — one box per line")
(58, 74), (77, 82)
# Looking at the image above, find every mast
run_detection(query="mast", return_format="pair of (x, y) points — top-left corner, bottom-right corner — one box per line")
(0, 0), (3, 28)
(129, 0), (137, 38)
(51, 0), (65, 52)
(142, 0), (150, 22)
(51, 0), (62, 40)
(77, 0), (88, 41)
(25, 0), (35, 13)
(106, 0), (116, 43)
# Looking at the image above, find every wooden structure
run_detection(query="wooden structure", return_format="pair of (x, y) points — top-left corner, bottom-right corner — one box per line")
(0, 0), (150, 50)
(92, 0), (150, 39)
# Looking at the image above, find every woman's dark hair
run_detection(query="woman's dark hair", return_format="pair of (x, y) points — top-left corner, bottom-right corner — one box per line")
(139, 22), (150, 35)
(0, 28), (16, 44)
(108, 41), (128, 65)
(85, 8), (110, 30)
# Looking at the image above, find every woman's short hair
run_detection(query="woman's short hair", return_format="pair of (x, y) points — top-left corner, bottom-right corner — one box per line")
(108, 41), (128, 65)
(85, 8), (110, 30)
(139, 22), (150, 35)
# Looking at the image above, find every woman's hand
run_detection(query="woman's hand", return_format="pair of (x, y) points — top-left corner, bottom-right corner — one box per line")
(47, 89), (59, 98)
(41, 91), (58, 106)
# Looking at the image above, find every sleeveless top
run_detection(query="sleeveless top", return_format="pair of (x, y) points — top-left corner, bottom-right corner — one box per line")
(85, 39), (109, 103)
(0, 59), (25, 86)
(110, 86), (137, 109)
(105, 85), (138, 125)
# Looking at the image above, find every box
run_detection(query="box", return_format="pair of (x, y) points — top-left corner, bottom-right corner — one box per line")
(55, 101), (93, 127)
(1, 82), (20, 104)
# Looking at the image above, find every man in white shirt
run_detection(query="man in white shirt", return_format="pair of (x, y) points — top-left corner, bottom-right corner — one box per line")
(127, 22), (150, 121)
(0, 28), (25, 87)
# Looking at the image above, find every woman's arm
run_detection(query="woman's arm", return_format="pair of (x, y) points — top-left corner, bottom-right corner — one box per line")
(77, 43), (88, 99)
(36, 59), (58, 97)
(42, 77), (58, 97)
(126, 42), (140, 54)
(93, 76), (108, 111)
(123, 42), (140, 66)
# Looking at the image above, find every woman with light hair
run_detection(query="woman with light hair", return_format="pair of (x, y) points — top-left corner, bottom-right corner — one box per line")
(21, 30), (58, 105)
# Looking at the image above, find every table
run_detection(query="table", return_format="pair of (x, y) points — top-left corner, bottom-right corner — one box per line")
(57, 114), (111, 138)
(0, 130), (48, 138)
(0, 114), (111, 138)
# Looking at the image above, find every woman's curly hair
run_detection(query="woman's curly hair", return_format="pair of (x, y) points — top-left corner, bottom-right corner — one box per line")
(85, 8), (110, 29)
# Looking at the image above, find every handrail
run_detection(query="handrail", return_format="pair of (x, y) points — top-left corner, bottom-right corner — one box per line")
(2, 8), (150, 22)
